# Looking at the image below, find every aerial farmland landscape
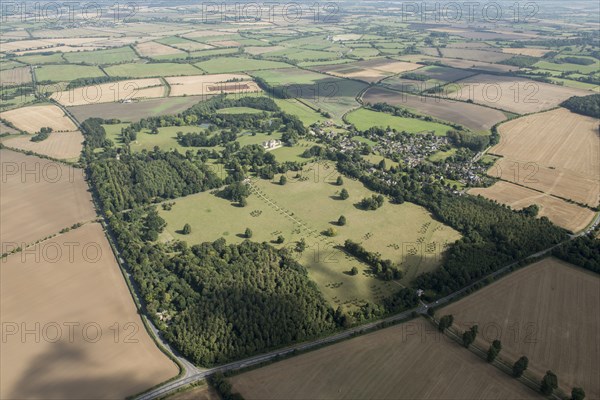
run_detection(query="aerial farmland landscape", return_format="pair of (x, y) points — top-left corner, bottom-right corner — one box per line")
(0, 1), (598, 400)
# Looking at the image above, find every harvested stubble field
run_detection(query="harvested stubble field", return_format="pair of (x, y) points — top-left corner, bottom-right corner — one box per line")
(67, 96), (209, 122)
(135, 41), (185, 57)
(0, 66), (32, 86)
(469, 181), (595, 233)
(0, 150), (96, 250)
(502, 47), (550, 57)
(489, 108), (600, 207)
(439, 258), (600, 400)
(166, 74), (260, 97)
(362, 87), (506, 133)
(439, 48), (514, 63)
(230, 318), (540, 400)
(0, 104), (77, 133)
(444, 74), (589, 114)
(313, 58), (422, 83)
(0, 223), (179, 399)
(3, 131), (84, 161)
(51, 78), (166, 107)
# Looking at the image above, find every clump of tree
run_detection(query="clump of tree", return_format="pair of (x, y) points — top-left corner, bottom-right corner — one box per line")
(219, 182), (250, 205)
(323, 227), (337, 237)
(350, 266), (359, 275)
(336, 176), (344, 186)
(31, 127), (52, 142)
(244, 228), (252, 238)
(343, 240), (402, 281)
(513, 356), (529, 377)
(487, 340), (502, 362)
(462, 325), (478, 348)
(279, 175), (287, 185)
(541, 370), (558, 395)
(210, 372), (244, 400)
(571, 387), (586, 400)
(339, 188), (349, 200)
(182, 223), (192, 235)
(437, 314), (454, 332)
(552, 233), (600, 274)
(337, 215), (346, 226)
(358, 194), (385, 210)
(561, 94), (600, 118)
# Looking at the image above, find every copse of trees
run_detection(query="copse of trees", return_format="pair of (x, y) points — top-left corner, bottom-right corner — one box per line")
(343, 239), (402, 281)
(358, 194), (385, 210)
(30, 127), (52, 142)
(561, 94), (600, 118)
(552, 233), (600, 274)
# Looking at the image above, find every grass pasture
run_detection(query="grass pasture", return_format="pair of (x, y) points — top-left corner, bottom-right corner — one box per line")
(195, 57), (293, 73)
(35, 64), (105, 82)
(160, 162), (460, 308)
(346, 108), (453, 136)
(274, 98), (325, 126)
(104, 63), (201, 78)
(62, 46), (139, 65)
(0, 223), (179, 399)
(440, 257), (600, 399)
(230, 319), (540, 400)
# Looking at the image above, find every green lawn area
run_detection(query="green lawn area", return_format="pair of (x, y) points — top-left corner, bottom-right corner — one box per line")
(103, 123), (129, 147)
(63, 47), (139, 65)
(189, 48), (239, 58)
(270, 139), (315, 163)
(533, 59), (599, 74)
(35, 64), (105, 82)
(274, 98), (325, 126)
(346, 108), (453, 136)
(428, 148), (457, 162)
(217, 106), (265, 115)
(236, 132), (280, 147)
(195, 57), (293, 73)
(159, 162), (460, 310)
(263, 48), (339, 61)
(104, 62), (201, 78)
(549, 78), (600, 92)
(131, 125), (204, 152)
(362, 154), (400, 170)
(352, 135), (377, 147)
(17, 53), (65, 65)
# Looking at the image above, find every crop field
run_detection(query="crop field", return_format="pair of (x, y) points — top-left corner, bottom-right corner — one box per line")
(252, 68), (367, 121)
(195, 57), (293, 73)
(3, 131), (84, 161)
(445, 74), (589, 114)
(157, 36), (214, 52)
(34, 64), (105, 82)
(346, 108), (453, 136)
(244, 45), (285, 55)
(160, 163), (460, 307)
(167, 383), (219, 400)
(0, 121), (19, 134)
(230, 318), (540, 400)
(135, 41), (185, 57)
(0, 150), (97, 250)
(104, 63), (200, 78)
(362, 87), (506, 133)
(0, 104), (77, 133)
(439, 48), (514, 63)
(312, 59), (422, 83)
(501, 47), (550, 57)
(16, 52), (66, 65)
(439, 257), (600, 399)
(0, 66), (32, 86)
(67, 96), (209, 122)
(62, 46), (139, 65)
(469, 182), (595, 233)
(51, 78), (166, 107)
(0, 223), (179, 399)
(488, 108), (600, 207)
(166, 74), (260, 97)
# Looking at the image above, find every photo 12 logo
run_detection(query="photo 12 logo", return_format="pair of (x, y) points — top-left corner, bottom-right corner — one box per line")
(400, 1), (539, 23)
(199, 2), (340, 23)
(1, 161), (77, 184)
(1, 2), (138, 23)
(2, 321), (139, 344)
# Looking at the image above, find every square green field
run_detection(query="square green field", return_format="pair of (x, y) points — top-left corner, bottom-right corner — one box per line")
(346, 108), (453, 136)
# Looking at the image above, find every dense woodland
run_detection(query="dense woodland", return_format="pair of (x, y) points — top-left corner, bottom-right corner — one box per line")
(561, 94), (600, 118)
(553, 233), (600, 274)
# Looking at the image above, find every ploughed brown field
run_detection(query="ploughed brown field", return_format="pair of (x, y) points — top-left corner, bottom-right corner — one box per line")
(469, 181), (595, 233)
(0, 223), (179, 399)
(313, 58), (422, 83)
(439, 258), (600, 400)
(3, 131), (84, 161)
(0, 150), (97, 251)
(489, 108), (600, 208)
(230, 319), (540, 400)
(362, 86), (506, 133)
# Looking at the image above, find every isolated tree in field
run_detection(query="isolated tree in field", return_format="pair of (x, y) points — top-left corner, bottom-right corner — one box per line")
(245, 228), (253, 239)
(279, 175), (287, 185)
(541, 371), (558, 395)
(336, 176), (344, 186)
(338, 215), (346, 226)
(276, 235), (285, 244)
(296, 238), (306, 253)
(350, 266), (359, 275)
(339, 188), (349, 200)
(513, 356), (529, 377)
(462, 325), (478, 348)
(324, 227), (337, 237)
(487, 340), (502, 362)
(182, 223), (191, 235)
(571, 387), (585, 400)
(438, 314), (454, 332)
